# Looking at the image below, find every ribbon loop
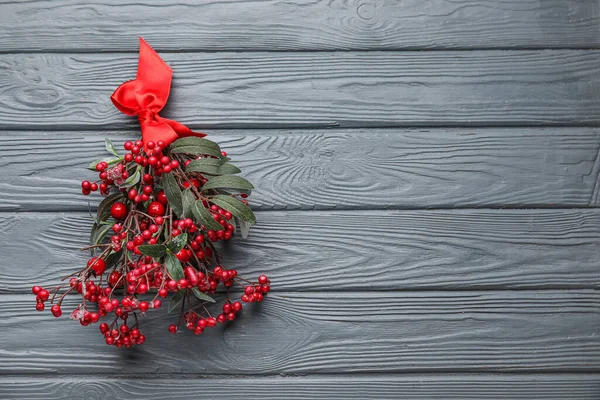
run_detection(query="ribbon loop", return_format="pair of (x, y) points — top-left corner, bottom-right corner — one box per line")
(111, 37), (205, 149)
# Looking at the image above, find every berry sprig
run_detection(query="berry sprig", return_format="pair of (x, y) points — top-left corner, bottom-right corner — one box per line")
(33, 136), (269, 348)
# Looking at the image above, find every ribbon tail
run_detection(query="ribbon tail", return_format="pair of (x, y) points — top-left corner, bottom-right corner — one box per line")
(161, 117), (206, 138)
(141, 118), (206, 152)
(141, 124), (181, 152)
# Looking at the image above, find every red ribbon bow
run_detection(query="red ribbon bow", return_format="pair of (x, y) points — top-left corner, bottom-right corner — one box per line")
(111, 38), (205, 150)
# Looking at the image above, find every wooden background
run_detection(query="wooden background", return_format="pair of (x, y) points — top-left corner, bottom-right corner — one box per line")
(1, 1), (599, 398)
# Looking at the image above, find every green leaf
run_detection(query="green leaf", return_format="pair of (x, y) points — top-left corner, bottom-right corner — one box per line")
(120, 166), (141, 188)
(96, 193), (124, 222)
(168, 233), (188, 254)
(202, 175), (254, 191)
(237, 217), (250, 239)
(165, 253), (185, 281)
(191, 287), (215, 303)
(105, 137), (120, 157)
(138, 244), (167, 258)
(210, 195), (256, 224)
(104, 250), (123, 269)
(219, 163), (241, 174)
(88, 156), (121, 171)
(186, 158), (224, 174)
(170, 145), (223, 159)
(186, 159), (242, 175)
(168, 290), (185, 313)
(171, 137), (220, 152)
(191, 200), (224, 231)
(90, 222), (112, 246)
(162, 172), (183, 216)
(181, 189), (195, 218)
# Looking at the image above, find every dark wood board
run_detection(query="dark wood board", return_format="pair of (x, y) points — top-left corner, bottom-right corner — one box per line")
(2, 128), (600, 211)
(0, 0), (598, 52)
(1, 51), (599, 130)
(1, 291), (599, 374)
(2, 209), (599, 294)
(2, 374), (600, 400)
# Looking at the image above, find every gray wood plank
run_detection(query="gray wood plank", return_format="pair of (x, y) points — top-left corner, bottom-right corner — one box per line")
(0, 0), (598, 52)
(2, 128), (600, 211)
(1, 291), (599, 374)
(2, 209), (598, 293)
(1, 51), (599, 130)
(2, 374), (599, 399)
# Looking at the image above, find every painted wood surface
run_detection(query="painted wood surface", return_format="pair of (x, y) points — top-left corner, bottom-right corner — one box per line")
(2, 209), (598, 293)
(1, 51), (599, 130)
(1, 291), (599, 374)
(0, 0), (598, 52)
(0, 0), (598, 397)
(2, 128), (600, 212)
(2, 374), (600, 400)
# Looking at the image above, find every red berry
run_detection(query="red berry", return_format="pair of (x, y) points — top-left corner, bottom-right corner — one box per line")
(184, 266), (199, 286)
(38, 289), (50, 301)
(147, 201), (165, 217)
(121, 298), (132, 308)
(31, 286), (42, 295)
(156, 191), (168, 205)
(258, 275), (269, 285)
(138, 301), (149, 312)
(110, 202), (128, 220)
(124, 141), (133, 150)
(176, 248), (191, 262)
(81, 181), (91, 190)
(177, 278), (189, 289)
(35, 302), (45, 311)
(87, 257), (106, 275)
(168, 324), (178, 334)
(137, 283), (149, 294)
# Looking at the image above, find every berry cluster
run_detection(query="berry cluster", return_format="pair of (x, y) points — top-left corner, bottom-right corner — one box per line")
(34, 136), (268, 348)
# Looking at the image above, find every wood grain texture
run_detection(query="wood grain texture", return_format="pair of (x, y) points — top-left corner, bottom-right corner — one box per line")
(0, 0), (598, 52)
(2, 374), (600, 399)
(1, 291), (599, 374)
(2, 128), (600, 211)
(1, 209), (599, 294)
(1, 51), (599, 130)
